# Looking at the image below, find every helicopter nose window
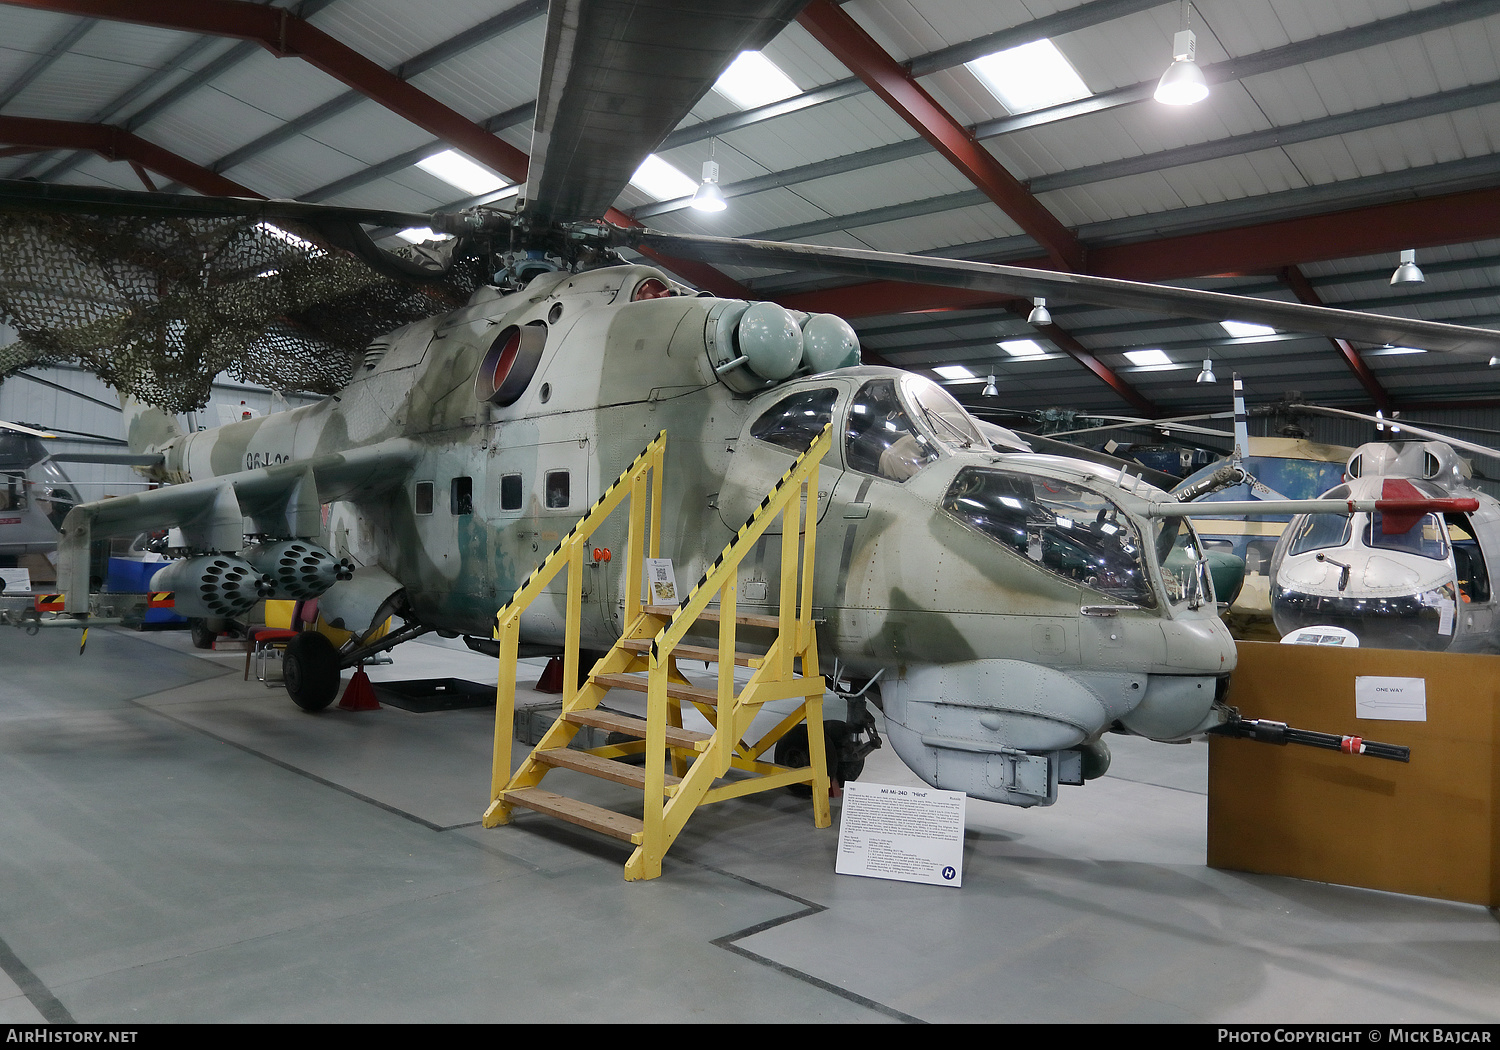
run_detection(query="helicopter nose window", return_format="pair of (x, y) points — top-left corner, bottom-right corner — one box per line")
(750, 387), (838, 453)
(942, 467), (1154, 606)
(1365, 512), (1448, 560)
(845, 378), (938, 482)
(1287, 515), (1353, 555)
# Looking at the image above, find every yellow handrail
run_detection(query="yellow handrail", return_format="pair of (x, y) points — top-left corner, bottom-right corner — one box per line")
(485, 431), (665, 812)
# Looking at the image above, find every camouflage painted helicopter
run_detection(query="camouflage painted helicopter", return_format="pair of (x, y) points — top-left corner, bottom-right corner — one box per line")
(10, 0), (1500, 809)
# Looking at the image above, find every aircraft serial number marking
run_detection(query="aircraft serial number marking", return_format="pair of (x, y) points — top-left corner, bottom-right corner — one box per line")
(246, 452), (291, 469)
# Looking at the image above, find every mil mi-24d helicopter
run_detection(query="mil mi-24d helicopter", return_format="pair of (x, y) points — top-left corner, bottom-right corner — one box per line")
(4, 0), (1498, 809)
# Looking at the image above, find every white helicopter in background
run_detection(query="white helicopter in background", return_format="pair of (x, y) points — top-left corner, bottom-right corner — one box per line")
(1269, 406), (1500, 652)
(0, 419), (76, 575)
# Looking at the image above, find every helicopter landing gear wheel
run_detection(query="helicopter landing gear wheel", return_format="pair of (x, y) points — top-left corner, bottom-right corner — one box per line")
(188, 618), (217, 650)
(775, 720), (861, 797)
(283, 632), (341, 712)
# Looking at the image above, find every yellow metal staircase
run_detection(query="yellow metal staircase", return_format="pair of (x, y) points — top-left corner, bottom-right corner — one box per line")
(482, 425), (834, 880)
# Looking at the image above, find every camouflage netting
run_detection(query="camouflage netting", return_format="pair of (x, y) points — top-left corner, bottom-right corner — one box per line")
(0, 208), (485, 412)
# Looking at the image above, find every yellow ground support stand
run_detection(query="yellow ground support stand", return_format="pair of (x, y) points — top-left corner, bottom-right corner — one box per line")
(483, 425), (834, 880)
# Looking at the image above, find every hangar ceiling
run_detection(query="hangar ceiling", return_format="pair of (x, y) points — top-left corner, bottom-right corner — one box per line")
(0, 0), (1497, 422)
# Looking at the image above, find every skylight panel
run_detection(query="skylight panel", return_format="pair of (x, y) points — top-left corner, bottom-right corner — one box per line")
(999, 339), (1047, 358)
(395, 227), (447, 244)
(934, 364), (976, 380)
(1221, 321), (1276, 338)
(966, 39), (1091, 114)
(255, 222), (316, 253)
(630, 155), (698, 201)
(416, 150), (509, 196)
(713, 51), (800, 110)
(1124, 348), (1172, 367)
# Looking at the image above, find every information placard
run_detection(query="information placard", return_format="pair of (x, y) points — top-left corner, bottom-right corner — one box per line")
(642, 557), (678, 605)
(1355, 675), (1427, 721)
(836, 781), (966, 887)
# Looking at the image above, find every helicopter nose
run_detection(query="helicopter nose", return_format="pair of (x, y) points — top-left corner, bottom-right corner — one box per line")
(1271, 586), (1456, 651)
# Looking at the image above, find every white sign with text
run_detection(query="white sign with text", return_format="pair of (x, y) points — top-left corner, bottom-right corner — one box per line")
(836, 781), (966, 887)
(1355, 675), (1427, 722)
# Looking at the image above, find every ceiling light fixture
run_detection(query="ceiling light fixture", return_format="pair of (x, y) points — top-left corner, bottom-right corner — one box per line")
(982, 374), (999, 397)
(1196, 358), (1216, 383)
(690, 140), (726, 212)
(1027, 297), (1051, 325)
(1390, 248), (1425, 285)
(1154, 2), (1209, 106)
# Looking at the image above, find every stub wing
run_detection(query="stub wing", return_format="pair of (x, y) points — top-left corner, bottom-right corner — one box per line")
(57, 440), (418, 612)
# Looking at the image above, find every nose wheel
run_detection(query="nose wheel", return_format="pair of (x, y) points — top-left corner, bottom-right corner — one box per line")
(283, 632), (341, 712)
(775, 685), (883, 796)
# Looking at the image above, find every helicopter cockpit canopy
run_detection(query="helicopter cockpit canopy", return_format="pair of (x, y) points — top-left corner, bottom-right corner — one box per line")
(843, 374), (985, 482)
(941, 468), (1157, 607)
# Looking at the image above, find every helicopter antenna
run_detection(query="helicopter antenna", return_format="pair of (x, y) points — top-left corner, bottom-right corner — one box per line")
(1231, 371), (1249, 466)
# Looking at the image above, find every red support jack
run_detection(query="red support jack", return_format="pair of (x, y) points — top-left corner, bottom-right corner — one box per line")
(339, 664), (380, 711)
(535, 657), (564, 695)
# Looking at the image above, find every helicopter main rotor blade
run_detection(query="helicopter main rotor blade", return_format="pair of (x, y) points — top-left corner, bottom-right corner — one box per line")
(0, 420), (56, 438)
(626, 229), (1500, 356)
(523, 0), (808, 226)
(0, 177), (436, 231)
(1292, 405), (1500, 463)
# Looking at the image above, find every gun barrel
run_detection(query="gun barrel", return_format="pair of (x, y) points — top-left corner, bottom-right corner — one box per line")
(1208, 718), (1410, 763)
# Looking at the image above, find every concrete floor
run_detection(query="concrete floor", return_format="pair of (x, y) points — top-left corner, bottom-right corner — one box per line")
(0, 624), (1496, 1023)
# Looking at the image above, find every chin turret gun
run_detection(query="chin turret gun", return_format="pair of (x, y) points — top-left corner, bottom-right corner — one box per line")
(1207, 714), (1410, 762)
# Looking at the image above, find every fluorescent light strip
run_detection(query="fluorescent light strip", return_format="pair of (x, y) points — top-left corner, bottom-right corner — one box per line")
(1221, 321), (1276, 338)
(1124, 348), (1172, 366)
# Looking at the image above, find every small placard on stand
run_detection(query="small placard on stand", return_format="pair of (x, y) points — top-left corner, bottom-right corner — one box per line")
(836, 781), (966, 887)
(642, 557), (678, 605)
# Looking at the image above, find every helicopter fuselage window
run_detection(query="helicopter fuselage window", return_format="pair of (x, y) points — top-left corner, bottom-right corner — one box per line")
(500, 473), (523, 511)
(1448, 514), (1490, 602)
(414, 480), (434, 515)
(845, 378), (938, 482)
(450, 476), (473, 515)
(942, 467), (1155, 607)
(750, 387), (838, 453)
(545, 470), (570, 510)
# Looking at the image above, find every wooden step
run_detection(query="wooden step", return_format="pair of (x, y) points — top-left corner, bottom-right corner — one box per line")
(533, 747), (682, 788)
(644, 605), (782, 630)
(564, 708), (711, 750)
(504, 787), (642, 843)
(593, 671), (721, 707)
(619, 637), (760, 667)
